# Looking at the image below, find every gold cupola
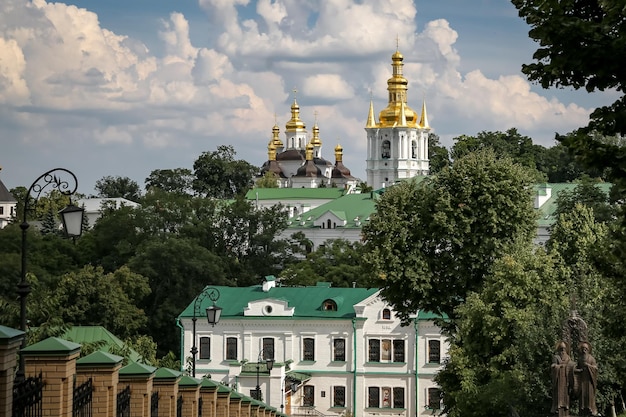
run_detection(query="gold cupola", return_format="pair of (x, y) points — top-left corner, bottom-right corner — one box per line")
(271, 118), (284, 149)
(310, 120), (322, 147)
(378, 49), (418, 127)
(305, 143), (314, 160)
(267, 140), (277, 161)
(334, 142), (343, 162)
(285, 93), (306, 132)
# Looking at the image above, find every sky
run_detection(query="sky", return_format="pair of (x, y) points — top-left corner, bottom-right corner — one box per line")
(0, 0), (619, 195)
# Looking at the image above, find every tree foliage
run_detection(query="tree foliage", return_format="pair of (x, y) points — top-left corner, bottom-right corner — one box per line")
(428, 133), (450, 174)
(363, 149), (538, 321)
(512, 0), (626, 135)
(279, 239), (371, 288)
(437, 245), (569, 417)
(94, 175), (142, 201)
(145, 168), (194, 195)
(193, 145), (258, 198)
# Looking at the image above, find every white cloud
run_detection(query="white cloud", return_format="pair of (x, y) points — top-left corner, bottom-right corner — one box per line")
(302, 74), (354, 100)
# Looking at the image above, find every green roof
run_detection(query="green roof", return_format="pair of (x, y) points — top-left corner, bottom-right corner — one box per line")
(62, 326), (142, 363)
(535, 182), (612, 227)
(246, 188), (346, 200)
(286, 192), (380, 229)
(179, 284), (378, 320)
(119, 362), (157, 376)
(0, 325), (24, 343)
(21, 337), (81, 355)
(76, 351), (124, 366)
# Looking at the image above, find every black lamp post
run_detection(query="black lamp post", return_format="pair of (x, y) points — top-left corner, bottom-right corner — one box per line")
(254, 349), (274, 401)
(190, 286), (222, 377)
(17, 168), (84, 381)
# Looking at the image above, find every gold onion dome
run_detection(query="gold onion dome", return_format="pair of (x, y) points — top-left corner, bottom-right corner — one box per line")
(378, 49), (419, 127)
(271, 122), (283, 148)
(310, 122), (322, 147)
(267, 141), (277, 161)
(334, 143), (343, 162)
(305, 143), (314, 160)
(285, 97), (306, 131)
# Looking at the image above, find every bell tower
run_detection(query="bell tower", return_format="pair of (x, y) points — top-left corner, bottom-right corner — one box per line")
(365, 49), (430, 189)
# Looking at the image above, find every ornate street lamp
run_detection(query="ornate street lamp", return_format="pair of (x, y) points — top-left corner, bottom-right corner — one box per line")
(190, 286), (222, 377)
(254, 348), (274, 401)
(17, 168), (84, 381)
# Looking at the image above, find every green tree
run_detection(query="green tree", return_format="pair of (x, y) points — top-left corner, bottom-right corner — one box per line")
(363, 149), (538, 322)
(40, 265), (150, 339)
(437, 245), (569, 417)
(128, 236), (229, 357)
(428, 133), (450, 174)
(553, 176), (615, 224)
(255, 171), (280, 188)
(193, 145), (258, 198)
(145, 168), (194, 195)
(279, 239), (370, 288)
(512, 0), (626, 136)
(94, 175), (142, 201)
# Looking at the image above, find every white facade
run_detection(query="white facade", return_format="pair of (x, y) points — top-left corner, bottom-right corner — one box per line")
(179, 282), (448, 417)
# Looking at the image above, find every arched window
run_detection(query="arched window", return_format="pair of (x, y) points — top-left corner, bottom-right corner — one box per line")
(322, 299), (337, 311)
(411, 141), (417, 158)
(382, 308), (391, 320)
(327, 219), (332, 229)
(381, 140), (391, 159)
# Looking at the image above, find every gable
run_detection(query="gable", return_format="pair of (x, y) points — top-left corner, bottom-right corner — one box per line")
(244, 298), (295, 317)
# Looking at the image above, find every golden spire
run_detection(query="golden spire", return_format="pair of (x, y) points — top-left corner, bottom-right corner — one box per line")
(399, 100), (407, 126)
(419, 99), (430, 129)
(378, 48), (418, 127)
(310, 111), (322, 146)
(366, 91), (376, 128)
(285, 88), (306, 131)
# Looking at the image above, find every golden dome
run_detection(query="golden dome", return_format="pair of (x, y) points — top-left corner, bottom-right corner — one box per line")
(378, 49), (419, 127)
(285, 97), (306, 131)
(271, 122), (283, 148)
(268, 141), (277, 161)
(305, 143), (314, 160)
(310, 122), (322, 147)
(334, 142), (343, 162)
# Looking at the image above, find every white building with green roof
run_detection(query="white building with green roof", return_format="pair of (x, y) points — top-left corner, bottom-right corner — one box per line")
(178, 277), (448, 417)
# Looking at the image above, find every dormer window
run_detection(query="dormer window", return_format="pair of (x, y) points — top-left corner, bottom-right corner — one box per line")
(322, 299), (337, 311)
(382, 308), (391, 320)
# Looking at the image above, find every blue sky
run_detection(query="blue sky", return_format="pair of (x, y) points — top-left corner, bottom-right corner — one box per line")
(0, 0), (617, 194)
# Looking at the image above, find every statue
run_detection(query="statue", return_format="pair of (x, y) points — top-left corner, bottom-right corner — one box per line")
(551, 309), (600, 416)
(574, 342), (598, 416)
(551, 341), (573, 417)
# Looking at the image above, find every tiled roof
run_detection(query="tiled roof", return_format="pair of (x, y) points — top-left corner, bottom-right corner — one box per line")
(178, 284), (379, 320)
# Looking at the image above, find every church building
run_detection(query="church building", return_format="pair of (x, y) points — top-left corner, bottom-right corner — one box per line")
(365, 49), (431, 190)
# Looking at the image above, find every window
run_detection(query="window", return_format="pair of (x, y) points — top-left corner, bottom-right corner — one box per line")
(303, 338), (315, 361)
(382, 308), (391, 320)
(369, 338), (405, 362)
(263, 338), (274, 360)
(333, 338), (346, 361)
(428, 340), (441, 364)
(303, 386), (315, 406)
(368, 387), (380, 408)
(382, 140), (391, 159)
(393, 387), (405, 408)
(226, 337), (237, 360)
(322, 299), (337, 311)
(428, 388), (441, 410)
(368, 339), (380, 362)
(333, 386), (345, 407)
(393, 340), (405, 362)
(411, 141), (417, 158)
(368, 387), (405, 409)
(199, 337), (210, 360)
(0, 207), (4, 215)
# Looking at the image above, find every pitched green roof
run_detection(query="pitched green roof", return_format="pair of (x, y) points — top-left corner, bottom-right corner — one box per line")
(62, 326), (142, 363)
(246, 188), (347, 200)
(286, 192), (381, 229)
(179, 285), (378, 320)
(535, 182), (612, 227)
(21, 337), (81, 355)
(0, 325), (24, 343)
(76, 351), (124, 366)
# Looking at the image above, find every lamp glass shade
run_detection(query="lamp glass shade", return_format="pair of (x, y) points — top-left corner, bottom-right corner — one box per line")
(206, 304), (222, 325)
(59, 204), (84, 237)
(266, 358), (274, 371)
